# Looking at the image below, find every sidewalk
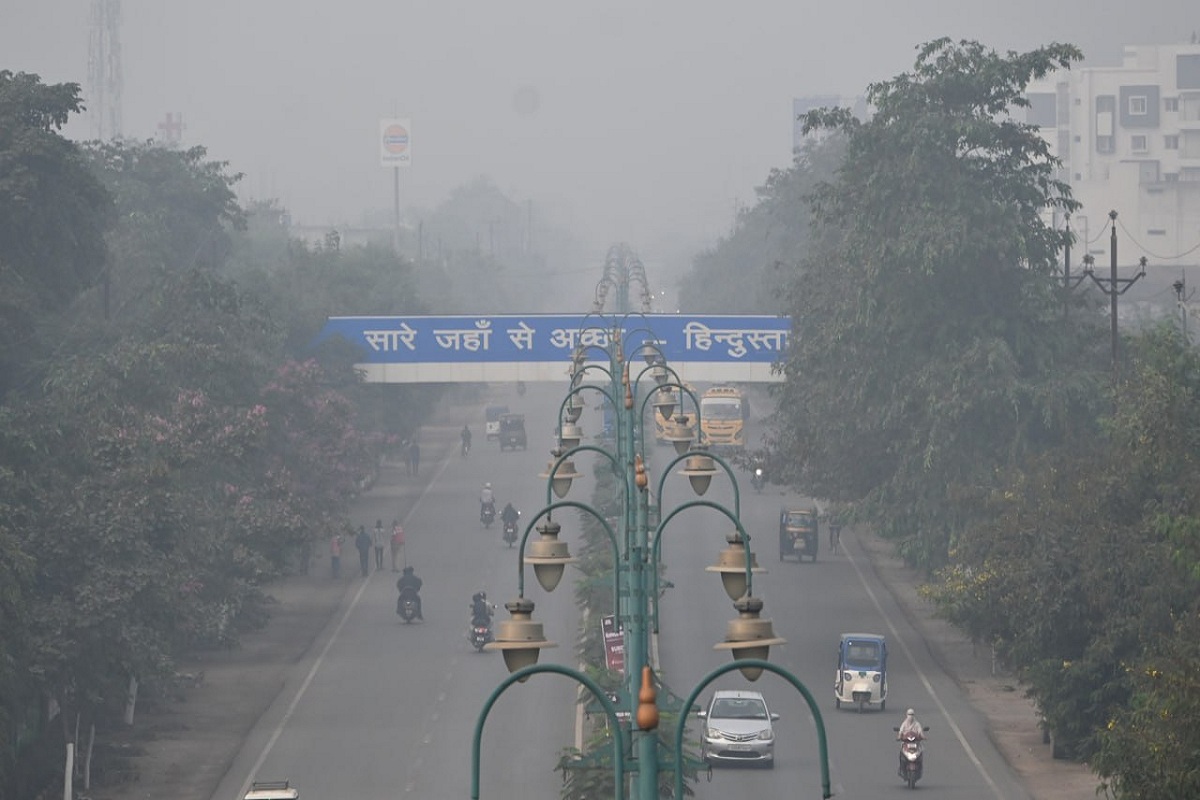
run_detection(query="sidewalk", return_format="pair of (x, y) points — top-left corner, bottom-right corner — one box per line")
(92, 487), (1101, 800)
(856, 530), (1101, 800)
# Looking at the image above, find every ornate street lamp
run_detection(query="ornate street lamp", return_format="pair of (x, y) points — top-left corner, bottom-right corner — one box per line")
(662, 414), (695, 455)
(524, 519), (578, 592)
(678, 449), (718, 496)
(539, 453), (583, 499)
(557, 422), (583, 451)
(706, 529), (765, 602)
(485, 598), (558, 679)
(714, 596), (786, 681)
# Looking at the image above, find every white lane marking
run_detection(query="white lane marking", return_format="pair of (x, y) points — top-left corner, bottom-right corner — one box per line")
(231, 455), (455, 800)
(843, 533), (1007, 800)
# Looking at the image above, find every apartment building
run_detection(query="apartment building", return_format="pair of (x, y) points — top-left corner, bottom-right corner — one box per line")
(1027, 42), (1200, 266)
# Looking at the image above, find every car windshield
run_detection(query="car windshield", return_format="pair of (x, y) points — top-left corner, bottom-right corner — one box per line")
(844, 641), (882, 668)
(786, 512), (815, 527)
(711, 697), (768, 720)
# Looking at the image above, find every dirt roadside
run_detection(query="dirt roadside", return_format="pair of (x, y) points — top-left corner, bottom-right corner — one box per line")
(89, 490), (1101, 800)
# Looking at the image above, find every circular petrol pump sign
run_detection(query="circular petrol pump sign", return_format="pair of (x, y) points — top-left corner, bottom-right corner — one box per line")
(383, 124), (409, 155)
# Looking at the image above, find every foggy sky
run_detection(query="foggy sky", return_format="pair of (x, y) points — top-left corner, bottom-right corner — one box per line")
(3, 1), (1197, 260)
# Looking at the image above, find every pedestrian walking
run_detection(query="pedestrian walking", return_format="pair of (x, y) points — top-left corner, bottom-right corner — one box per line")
(329, 532), (343, 579)
(373, 519), (386, 570)
(355, 525), (372, 578)
(408, 439), (421, 477)
(402, 439), (413, 477)
(390, 520), (405, 572)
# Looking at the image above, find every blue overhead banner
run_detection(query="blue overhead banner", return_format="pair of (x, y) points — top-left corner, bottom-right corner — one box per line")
(313, 314), (790, 383)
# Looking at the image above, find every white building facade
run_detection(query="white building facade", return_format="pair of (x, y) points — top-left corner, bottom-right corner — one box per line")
(1028, 43), (1200, 266)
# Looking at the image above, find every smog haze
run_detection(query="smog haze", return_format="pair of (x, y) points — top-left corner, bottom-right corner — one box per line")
(2, 0), (1195, 258)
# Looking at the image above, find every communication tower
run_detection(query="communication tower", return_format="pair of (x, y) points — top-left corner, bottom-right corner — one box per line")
(87, 0), (123, 139)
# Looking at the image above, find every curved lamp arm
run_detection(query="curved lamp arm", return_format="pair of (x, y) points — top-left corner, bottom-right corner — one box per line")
(650, 499), (751, 633)
(672, 660), (830, 800)
(516, 500), (620, 605)
(473, 663), (627, 800)
(652, 447), (741, 519)
(545, 443), (624, 506)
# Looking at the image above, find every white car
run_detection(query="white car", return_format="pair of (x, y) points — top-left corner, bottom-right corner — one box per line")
(697, 689), (779, 767)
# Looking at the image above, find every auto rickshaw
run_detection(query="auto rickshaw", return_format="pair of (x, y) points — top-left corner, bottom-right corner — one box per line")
(835, 632), (887, 712)
(779, 506), (819, 562)
(498, 413), (527, 451)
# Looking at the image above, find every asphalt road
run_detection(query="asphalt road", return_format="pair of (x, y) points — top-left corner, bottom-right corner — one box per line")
(210, 383), (1035, 799)
(654, 416), (1034, 799)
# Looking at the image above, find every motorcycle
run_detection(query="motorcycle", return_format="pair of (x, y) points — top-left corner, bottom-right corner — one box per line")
(461, 438), (471, 458)
(894, 726), (929, 789)
(750, 467), (765, 493)
(480, 501), (496, 529)
(468, 616), (494, 651)
(502, 512), (520, 547)
(396, 587), (420, 624)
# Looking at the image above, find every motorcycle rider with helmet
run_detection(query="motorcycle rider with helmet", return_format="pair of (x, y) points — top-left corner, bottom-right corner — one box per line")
(470, 591), (493, 626)
(396, 565), (424, 620)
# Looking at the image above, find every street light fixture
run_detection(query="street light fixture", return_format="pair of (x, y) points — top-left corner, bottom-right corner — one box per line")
(557, 422), (584, 450)
(678, 449), (718, 496)
(485, 598), (558, 679)
(662, 414), (695, 455)
(539, 452), (583, 498)
(706, 529), (765, 601)
(524, 518), (578, 592)
(714, 596), (786, 681)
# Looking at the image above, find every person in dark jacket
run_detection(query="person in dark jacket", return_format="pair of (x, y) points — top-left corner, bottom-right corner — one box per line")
(355, 526), (372, 577)
(396, 566), (424, 619)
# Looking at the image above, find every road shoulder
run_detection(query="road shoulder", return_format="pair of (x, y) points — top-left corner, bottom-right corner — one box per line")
(856, 529), (1101, 800)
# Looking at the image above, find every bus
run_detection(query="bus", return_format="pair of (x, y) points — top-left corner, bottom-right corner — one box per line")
(699, 386), (749, 452)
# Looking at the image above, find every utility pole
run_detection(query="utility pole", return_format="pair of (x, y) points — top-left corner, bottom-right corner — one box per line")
(1173, 274), (1190, 344)
(88, 0), (123, 140)
(1083, 210), (1147, 390)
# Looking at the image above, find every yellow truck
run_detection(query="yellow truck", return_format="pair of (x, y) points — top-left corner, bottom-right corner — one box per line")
(699, 385), (748, 452)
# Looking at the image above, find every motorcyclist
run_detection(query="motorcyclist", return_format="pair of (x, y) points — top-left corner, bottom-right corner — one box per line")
(501, 502), (519, 528)
(461, 425), (472, 450)
(480, 483), (496, 520)
(897, 708), (925, 740)
(470, 591), (493, 626)
(396, 565), (424, 620)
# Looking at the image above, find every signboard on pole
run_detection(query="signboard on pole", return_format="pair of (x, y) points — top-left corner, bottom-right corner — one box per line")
(601, 615), (625, 676)
(380, 118), (411, 168)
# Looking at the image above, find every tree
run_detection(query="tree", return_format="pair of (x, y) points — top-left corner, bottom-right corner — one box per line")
(924, 325), (1200, 772)
(0, 71), (113, 396)
(678, 136), (845, 314)
(772, 39), (1104, 568)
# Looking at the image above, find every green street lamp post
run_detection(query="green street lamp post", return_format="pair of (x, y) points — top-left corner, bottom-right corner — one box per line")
(473, 256), (831, 798)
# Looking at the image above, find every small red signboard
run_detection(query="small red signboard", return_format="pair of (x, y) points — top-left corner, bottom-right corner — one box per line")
(601, 615), (625, 676)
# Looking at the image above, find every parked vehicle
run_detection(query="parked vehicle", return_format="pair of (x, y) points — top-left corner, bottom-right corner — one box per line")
(779, 506), (819, 562)
(498, 413), (527, 451)
(697, 689), (779, 768)
(485, 405), (509, 441)
(835, 632), (888, 712)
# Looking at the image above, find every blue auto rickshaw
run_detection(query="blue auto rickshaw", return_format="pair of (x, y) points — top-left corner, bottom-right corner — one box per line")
(835, 632), (887, 712)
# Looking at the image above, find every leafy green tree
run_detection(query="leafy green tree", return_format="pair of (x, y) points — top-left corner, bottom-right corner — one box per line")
(80, 140), (244, 317)
(0, 70), (113, 396)
(773, 38), (1105, 567)
(925, 325), (1200, 773)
